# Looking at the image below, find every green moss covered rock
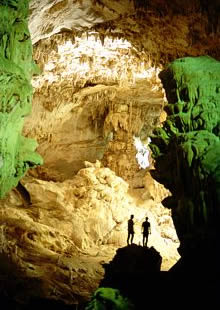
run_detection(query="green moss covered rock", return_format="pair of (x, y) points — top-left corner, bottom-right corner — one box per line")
(85, 287), (134, 310)
(0, 0), (42, 198)
(150, 56), (220, 262)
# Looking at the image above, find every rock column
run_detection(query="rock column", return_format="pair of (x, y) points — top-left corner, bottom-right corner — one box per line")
(150, 56), (220, 271)
(0, 0), (42, 197)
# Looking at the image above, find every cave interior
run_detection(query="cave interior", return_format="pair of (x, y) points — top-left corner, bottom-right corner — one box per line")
(0, 0), (220, 309)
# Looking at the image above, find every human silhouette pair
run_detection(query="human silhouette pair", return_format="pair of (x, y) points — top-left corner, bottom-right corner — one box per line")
(127, 215), (151, 246)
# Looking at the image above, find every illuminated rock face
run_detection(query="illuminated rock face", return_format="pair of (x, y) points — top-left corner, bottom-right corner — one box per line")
(150, 56), (220, 270)
(23, 33), (164, 181)
(0, 162), (179, 304)
(0, 0), (42, 198)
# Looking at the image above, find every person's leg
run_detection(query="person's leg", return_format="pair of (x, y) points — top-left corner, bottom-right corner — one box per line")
(145, 233), (148, 247)
(127, 233), (130, 245)
(143, 234), (145, 246)
(131, 233), (134, 244)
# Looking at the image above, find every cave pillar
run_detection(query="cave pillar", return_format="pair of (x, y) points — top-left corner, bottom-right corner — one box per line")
(150, 56), (220, 271)
(0, 0), (42, 198)
(102, 101), (143, 181)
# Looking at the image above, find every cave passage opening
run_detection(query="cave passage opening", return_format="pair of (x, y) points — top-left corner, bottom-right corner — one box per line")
(133, 136), (151, 169)
(28, 30), (180, 268)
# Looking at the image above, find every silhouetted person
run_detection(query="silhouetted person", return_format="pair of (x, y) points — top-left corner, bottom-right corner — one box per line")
(142, 217), (151, 247)
(127, 215), (134, 245)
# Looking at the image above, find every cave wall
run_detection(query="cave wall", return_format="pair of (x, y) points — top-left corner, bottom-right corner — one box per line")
(0, 0), (42, 198)
(150, 55), (220, 270)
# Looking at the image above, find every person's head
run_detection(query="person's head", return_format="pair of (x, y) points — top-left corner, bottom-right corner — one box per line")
(131, 214), (134, 219)
(146, 217), (148, 220)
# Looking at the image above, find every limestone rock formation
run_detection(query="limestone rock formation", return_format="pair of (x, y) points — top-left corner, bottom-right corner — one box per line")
(22, 31), (164, 181)
(88, 243), (218, 309)
(23, 0), (220, 182)
(29, 0), (220, 62)
(0, 0), (42, 198)
(150, 55), (220, 271)
(85, 245), (162, 309)
(0, 162), (179, 306)
(96, 245), (162, 309)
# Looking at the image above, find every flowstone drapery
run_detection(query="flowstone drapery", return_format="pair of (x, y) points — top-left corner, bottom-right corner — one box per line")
(0, 0), (42, 197)
(150, 56), (220, 270)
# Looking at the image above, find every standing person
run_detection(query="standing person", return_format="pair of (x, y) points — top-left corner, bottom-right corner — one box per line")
(127, 214), (134, 245)
(142, 217), (151, 247)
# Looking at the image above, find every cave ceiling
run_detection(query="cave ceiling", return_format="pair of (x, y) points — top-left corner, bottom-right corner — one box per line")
(23, 0), (220, 181)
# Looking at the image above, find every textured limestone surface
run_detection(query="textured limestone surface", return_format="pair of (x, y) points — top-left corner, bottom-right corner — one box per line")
(29, 0), (220, 62)
(150, 55), (220, 270)
(0, 0), (42, 198)
(0, 162), (179, 305)
(23, 32), (164, 181)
